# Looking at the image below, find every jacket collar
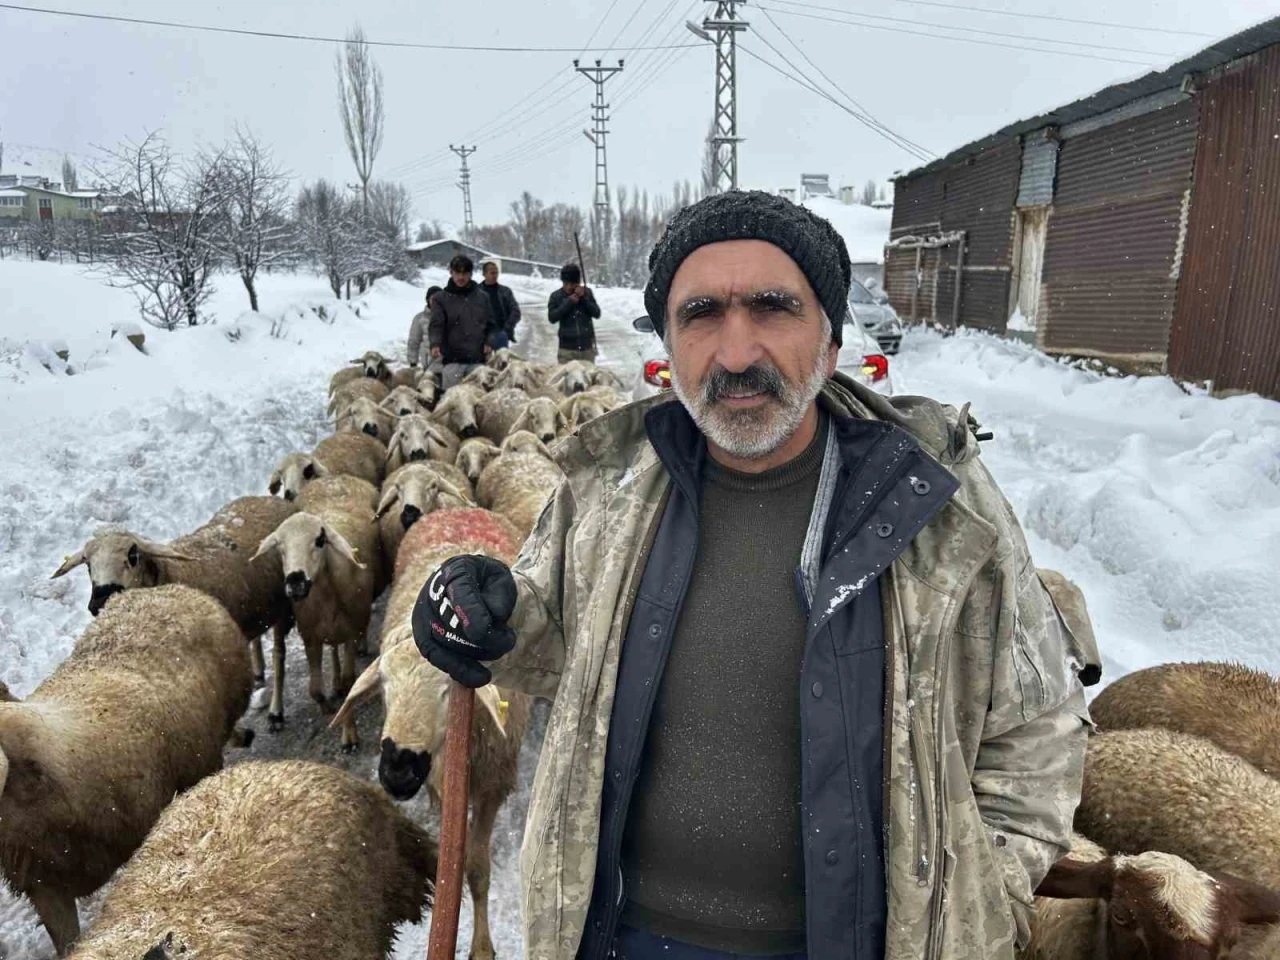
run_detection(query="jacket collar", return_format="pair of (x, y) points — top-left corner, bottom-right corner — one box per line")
(445, 279), (477, 294)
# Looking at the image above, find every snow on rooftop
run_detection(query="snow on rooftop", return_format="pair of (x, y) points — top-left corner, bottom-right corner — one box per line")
(802, 196), (894, 264)
(0, 189), (26, 198)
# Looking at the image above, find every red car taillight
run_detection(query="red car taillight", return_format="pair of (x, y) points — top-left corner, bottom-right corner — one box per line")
(644, 359), (671, 389)
(861, 354), (889, 383)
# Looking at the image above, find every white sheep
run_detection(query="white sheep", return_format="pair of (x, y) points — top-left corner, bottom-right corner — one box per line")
(336, 396), (398, 444)
(461, 364), (502, 391)
(587, 365), (626, 391)
(429, 382), (486, 439)
(456, 436), (501, 486)
(333, 508), (527, 960)
(327, 376), (390, 417)
(477, 431), (565, 540)
(0, 584), (253, 956)
(68, 760), (436, 960)
(380, 384), (434, 417)
(492, 358), (543, 393)
(1088, 662), (1280, 777)
(477, 390), (565, 445)
(328, 351), (393, 395)
(547, 360), (592, 396)
(252, 476), (383, 751)
(52, 496), (296, 691)
(485, 346), (522, 371)
(389, 364), (420, 390)
(269, 432), (386, 503)
(375, 461), (474, 565)
(558, 390), (615, 432)
(385, 413), (461, 473)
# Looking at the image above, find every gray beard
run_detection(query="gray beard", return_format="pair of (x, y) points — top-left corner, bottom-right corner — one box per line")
(670, 338), (831, 461)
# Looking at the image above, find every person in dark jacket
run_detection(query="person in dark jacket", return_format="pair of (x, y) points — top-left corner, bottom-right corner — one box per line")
(547, 262), (601, 363)
(480, 261), (521, 348)
(428, 254), (500, 389)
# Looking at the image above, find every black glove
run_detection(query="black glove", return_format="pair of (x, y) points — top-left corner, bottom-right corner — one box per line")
(412, 555), (517, 688)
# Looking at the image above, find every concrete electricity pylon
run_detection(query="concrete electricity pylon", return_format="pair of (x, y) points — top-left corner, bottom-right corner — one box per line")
(574, 58), (624, 261)
(449, 144), (477, 239)
(688, 1), (748, 193)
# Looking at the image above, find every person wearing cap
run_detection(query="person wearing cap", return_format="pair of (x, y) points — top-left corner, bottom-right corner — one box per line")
(548, 261), (601, 363)
(412, 191), (1090, 960)
(407, 284), (443, 370)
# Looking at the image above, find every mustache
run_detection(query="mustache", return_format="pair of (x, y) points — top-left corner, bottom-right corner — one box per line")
(702, 364), (786, 403)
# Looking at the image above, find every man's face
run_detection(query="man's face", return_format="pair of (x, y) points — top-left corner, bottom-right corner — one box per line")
(665, 240), (837, 461)
(483, 264), (498, 284)
(451, 267), (472, 286)
(563, 279), (578, 293)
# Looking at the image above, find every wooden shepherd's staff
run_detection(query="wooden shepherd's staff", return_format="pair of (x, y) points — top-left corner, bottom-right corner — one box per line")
(427, 681), (474, 959)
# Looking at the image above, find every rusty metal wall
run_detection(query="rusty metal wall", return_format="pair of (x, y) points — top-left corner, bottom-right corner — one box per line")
(1039, 99), (1199, 360)
(1168, 47), (1280, 399)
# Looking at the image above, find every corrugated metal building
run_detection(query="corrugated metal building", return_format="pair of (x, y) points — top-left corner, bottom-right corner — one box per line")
(886, 16), (1280, 397)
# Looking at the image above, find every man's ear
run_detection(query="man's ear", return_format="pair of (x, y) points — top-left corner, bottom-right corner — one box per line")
(825, 340), (840, 377)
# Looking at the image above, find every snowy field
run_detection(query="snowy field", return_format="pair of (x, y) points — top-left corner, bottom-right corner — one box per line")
(2, 259), (1279, 956)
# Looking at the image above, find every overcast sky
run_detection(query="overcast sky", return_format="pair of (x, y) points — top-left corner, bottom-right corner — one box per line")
(2, 0), (1277, 228)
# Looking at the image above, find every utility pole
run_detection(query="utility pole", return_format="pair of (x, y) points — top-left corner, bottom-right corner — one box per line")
(688, 1), (748, 193)
(449, 144), (476, 240)
(574, 58), (624, 271)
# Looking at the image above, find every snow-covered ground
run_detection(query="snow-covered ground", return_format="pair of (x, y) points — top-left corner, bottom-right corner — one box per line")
(2, 259), (1279, 956)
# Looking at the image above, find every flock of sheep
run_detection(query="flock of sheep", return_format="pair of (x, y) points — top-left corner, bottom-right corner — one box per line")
(0, 346), (626, 959)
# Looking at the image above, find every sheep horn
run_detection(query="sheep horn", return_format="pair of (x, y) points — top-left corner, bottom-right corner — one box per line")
(374, 486), (401, 520)
(51, 549), (87, 579)
(322, 526), (367, 569)
(330, 657), (383, 729)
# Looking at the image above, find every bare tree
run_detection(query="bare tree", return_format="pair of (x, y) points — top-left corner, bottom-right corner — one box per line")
(97, 134), (228, 329)
(414, 220), (444, 243)
(61, 154), (78, 192)
(215, 130), (294, 311)
(861, 179), (878, 206)
(336, 25), (385, 214)
(297, 179), (356, 298)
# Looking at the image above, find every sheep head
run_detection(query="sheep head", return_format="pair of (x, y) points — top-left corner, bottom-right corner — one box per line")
(462, 365), (501, 391)
(337, 397), (396, 442)
(269, 452), (328, 502)
(252, 513), (365, 601)
(549, 361), (590, 396)
(380, 385), (431, 418)
(51, 531), (195, 616)
(331, 629), (508, 802)
(509, 397), (565, 446)
(430, 387), (481, 439)
(494, 359), (542, 393)
(501, 430), (555, 460)
(375, 469), (472, 532)
(487, 347), (520, 372)
(353, 350), (389, 380)
(560, 393), (610, 431)
(589, 366), (625, 390)
(456, 437), (501, 484)
(414, 371), (439, 408)
(1038, 849), (1280, 959)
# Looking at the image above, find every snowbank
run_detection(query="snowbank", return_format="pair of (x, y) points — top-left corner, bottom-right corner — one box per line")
(802, 196), (894, 263)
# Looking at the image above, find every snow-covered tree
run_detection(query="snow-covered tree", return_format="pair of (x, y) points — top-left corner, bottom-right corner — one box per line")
(297, 179), (357, 298)
(214, 130), (295, 311)
(97, 134), (228, 329)
(861, 179), (878, 206)
(61, 154), (78, 193)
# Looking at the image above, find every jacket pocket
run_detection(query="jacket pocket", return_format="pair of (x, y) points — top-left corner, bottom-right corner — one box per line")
(1011, 560), (1076, 723)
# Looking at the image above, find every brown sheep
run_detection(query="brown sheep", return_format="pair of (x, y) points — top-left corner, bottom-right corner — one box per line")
(456, 436), (501, 486)
(328, 376), (390, 417)
(385, 413), (462, 473)
(474, 386), (531, 442)
(336, 396), (397, 444)
(0, 585), (253, 956)
(1089, 662), (1280, 777)
(327, 351), (393, 396)
(1077, 729), (1280, 892)
(51, 496), (295, 689)
(1020, 834), (1280, 959)
(333, 508), (526, 960)
(252, 476), (383, 750)
(268, 433), (385, 503)
(68, 760), (437, 960)
(375, 461), (474, 565)
(429, 383), (486, 439)
(380, 384), (433, 417)
(477, 433), (565, 540)
(389, 364), (420, 390)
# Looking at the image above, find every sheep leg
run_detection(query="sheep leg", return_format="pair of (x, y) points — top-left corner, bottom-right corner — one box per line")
(465, 795), (501, 960)
(304, 636), (327, 711)
(28, 886), (79, 957)
(248, 633), (265, 685)
(338, 636), (360, 753)
(268, 622), (288, 732)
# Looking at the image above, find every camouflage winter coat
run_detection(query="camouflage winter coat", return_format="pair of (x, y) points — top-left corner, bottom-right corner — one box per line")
(494, 373), (1091, 960)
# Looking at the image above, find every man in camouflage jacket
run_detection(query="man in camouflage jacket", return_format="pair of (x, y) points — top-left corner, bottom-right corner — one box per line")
(415, 191), (1091, 960)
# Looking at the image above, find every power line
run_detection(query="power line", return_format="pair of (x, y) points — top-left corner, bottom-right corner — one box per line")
(764, 0), (1175, 57)
(580, 0), (629, 55)
(613, 0), (702, 107)
(755, 6), (1164, 65)
(877, 0), (1214, 39)
(0, 3), (705, 52)
(756, 6), (934, 159)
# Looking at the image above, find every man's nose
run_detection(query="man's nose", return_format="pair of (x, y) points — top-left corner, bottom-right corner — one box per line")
(713, 308), (766, 372)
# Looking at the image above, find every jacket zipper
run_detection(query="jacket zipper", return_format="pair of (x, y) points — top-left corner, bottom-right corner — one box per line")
(923, 537), (998, 960)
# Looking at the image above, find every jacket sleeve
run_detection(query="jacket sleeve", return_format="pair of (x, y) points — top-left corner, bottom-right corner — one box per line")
(505, 288), (522, 335)
(969, 482), (1091, 948)
(548, 290), (574, 325)
(482, 293), (501, 347)
(490, 479), (571, 700)
(428, 298), (446, 349)
(583, 289), (602, 319)
(407, 312), (425, 365)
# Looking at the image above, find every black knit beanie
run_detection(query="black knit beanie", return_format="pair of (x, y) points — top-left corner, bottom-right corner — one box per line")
(643, 190), (851, 345)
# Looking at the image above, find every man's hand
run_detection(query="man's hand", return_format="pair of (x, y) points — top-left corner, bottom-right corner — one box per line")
(430, 346), (442, 360)
(570, 287), (585, 301)
(412, 555), (518, 688)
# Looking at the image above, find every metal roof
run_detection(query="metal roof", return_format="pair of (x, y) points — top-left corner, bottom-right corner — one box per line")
(898, 14), (1280, 181)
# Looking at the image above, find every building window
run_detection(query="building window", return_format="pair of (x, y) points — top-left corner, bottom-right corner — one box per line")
(38, 199), (52, 209)
(77, 197), (94, 209)
(0, 197), (22, 207)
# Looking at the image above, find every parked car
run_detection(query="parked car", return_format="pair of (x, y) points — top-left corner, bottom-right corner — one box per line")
(848, 278), (902, 355)
(632, 312), (893, 397)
